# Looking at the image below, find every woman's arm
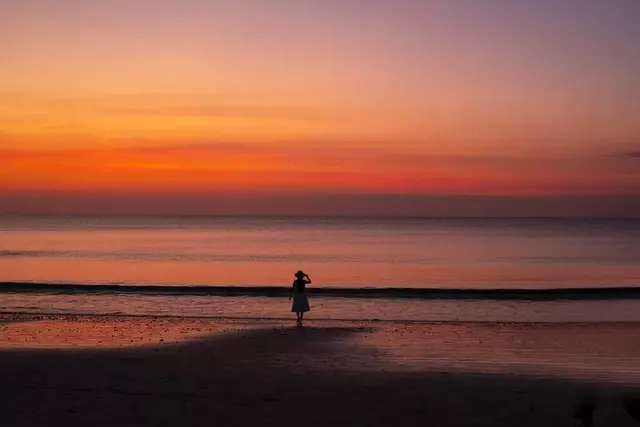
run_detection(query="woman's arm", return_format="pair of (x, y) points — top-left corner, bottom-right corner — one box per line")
(305, 274), (312, 284)
(289, 281), (295, 300)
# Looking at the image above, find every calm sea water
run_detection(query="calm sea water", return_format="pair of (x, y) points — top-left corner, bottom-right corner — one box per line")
(1, 216), (639, 288)
(1, 216), (640, 322)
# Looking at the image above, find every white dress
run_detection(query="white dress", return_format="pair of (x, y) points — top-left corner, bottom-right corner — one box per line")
(291, 289), (310, 313)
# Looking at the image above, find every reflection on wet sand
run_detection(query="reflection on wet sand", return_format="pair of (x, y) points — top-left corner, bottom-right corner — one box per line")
(356, 322), (640, 385)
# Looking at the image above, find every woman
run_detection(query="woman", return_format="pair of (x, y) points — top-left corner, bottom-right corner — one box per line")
(289, 270), (311, 326)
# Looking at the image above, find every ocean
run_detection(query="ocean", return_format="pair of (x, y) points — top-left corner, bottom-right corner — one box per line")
(1, 215), (639, 321)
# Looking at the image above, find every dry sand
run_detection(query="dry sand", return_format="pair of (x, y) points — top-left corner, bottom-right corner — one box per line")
(0, 313), (638, 426)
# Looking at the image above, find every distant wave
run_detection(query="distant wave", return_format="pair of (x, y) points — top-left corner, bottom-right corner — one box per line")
(1, 282), (639, 300)
(0, 249), (349, 263)
(1, 249), (636, 265)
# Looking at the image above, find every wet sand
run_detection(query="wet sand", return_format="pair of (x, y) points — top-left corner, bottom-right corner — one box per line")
(0, 313), (639, 426)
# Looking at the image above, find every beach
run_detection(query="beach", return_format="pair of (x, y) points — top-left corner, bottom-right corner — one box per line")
(2, 213), (639, 426)
(1, 313), (639, 426)
(4, 0), (640, 424)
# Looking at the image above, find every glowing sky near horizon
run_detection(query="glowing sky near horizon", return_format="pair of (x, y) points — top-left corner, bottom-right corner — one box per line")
(1, 0), (640, 213)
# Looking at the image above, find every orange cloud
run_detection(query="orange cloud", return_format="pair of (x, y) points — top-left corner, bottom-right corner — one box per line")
(2, 143), (639, 197)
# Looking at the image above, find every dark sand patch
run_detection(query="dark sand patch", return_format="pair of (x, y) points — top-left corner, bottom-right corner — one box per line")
(0, 314), (638, 426)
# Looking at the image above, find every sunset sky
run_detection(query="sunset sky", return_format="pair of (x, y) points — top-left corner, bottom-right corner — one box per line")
(2, 0), (639, 216)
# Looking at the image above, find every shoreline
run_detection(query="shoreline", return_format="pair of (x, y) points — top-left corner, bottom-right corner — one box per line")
(3, 311), (640, 326)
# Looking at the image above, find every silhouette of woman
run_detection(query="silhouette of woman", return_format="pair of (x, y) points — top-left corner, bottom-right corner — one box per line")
(290, 270), (311, 326)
